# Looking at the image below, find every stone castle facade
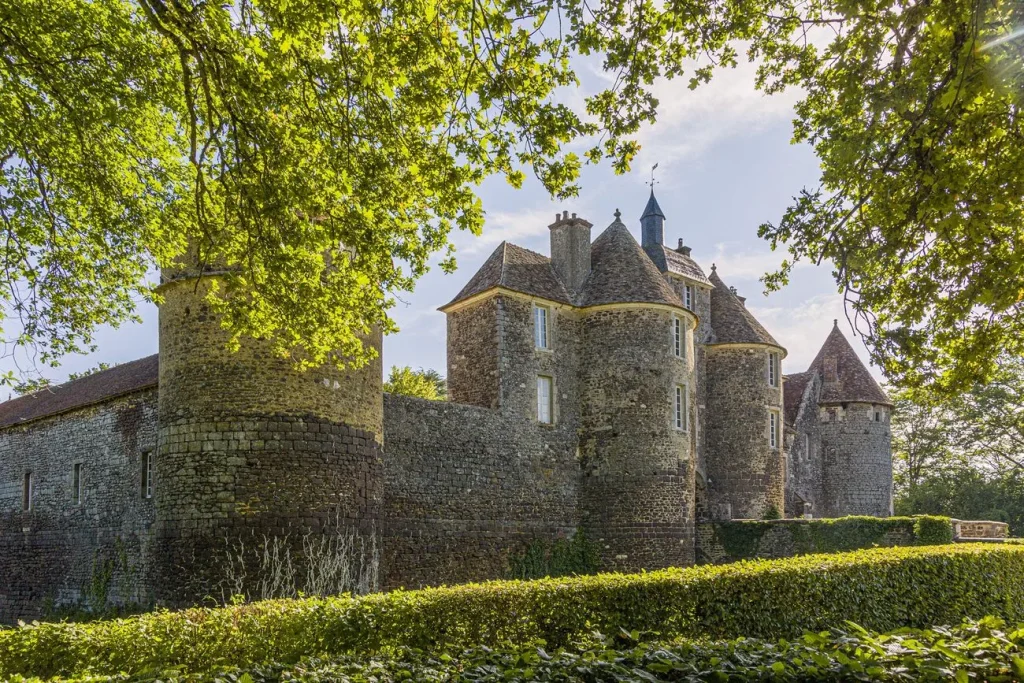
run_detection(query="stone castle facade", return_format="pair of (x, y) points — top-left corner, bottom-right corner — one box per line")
(0, 193), (893, 621)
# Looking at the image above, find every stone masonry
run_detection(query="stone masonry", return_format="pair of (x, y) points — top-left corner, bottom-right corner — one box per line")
(0, 193), (894, 622)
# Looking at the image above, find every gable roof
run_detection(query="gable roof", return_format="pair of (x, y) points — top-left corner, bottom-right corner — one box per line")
(575, 219), (685, 308)
(708, 268), (783, 349)
(644, 245), (712, 286)
(442, 241), (572, 309)
(0, 355), (159, 430)
(807, 322), (891, 405)
(783, 371), (814, 426)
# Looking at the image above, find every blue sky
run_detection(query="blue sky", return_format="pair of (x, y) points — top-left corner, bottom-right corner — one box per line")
(1, 57), (884, 393)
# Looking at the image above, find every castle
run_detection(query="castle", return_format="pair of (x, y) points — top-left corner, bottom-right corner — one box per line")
(0, 192), (893, 621)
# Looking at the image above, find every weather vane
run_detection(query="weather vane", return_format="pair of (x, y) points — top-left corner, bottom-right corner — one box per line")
(647, 163), (659, 190)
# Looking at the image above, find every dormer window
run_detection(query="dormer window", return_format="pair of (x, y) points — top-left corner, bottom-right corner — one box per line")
(768, 352), (780, 387)
(684, 285), (694, 310)
(533, 304), (550, 350)
(672, 316), (686, 359)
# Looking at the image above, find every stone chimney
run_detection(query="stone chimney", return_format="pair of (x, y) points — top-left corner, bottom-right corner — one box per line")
(549, 210), (593, 294)
(676, 238), (692, 257)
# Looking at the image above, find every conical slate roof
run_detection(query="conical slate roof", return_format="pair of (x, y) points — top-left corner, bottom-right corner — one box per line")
(641, 190), (665, 219)
(807, 322), (891, 405)
(576, 219), (684, 308)
(0, 355), (159, 429)
(708, 268), (782, 348)
(442, 241), (572, 309)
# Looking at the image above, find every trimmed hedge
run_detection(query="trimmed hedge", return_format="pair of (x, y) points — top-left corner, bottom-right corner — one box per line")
(2, 544), (1024, 679)
(17, 617), (1024, 682)
(704, 515), (954, 562)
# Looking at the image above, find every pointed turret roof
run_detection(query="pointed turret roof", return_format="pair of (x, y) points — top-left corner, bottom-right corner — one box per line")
(641, 190), (665, 219)
(441, 241), (572, 309)
(708, 267), (783, 349)
(576, 217), (684, 308)
(807, 321), (890, 405)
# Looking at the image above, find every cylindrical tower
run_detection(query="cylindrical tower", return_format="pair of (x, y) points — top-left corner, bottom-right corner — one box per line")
(820, 402), (893, 516)
(150, 270), (383, 605)
(577, 219), (696, 571)
(704, 268), (786, 519)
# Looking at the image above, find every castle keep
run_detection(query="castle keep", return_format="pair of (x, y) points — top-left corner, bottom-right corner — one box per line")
(0, 194), (893, 621)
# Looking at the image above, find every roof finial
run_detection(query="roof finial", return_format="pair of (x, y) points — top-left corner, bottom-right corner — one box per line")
(833, 318), (838, 327)
(647, 162), (660, 190)
(614, 208), (621, 220)
(711, 262), (717, 271)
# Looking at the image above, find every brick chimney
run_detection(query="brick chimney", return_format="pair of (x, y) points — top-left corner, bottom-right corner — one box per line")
(549, 210), (593, 294)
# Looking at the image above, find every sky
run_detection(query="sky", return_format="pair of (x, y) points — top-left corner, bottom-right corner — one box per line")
(1, 55), (885, 393)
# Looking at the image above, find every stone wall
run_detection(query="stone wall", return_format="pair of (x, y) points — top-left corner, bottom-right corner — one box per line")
(0, 390), (157, 622)
(819, 402), (893, 517)
(447, 297), (500, 409)
(381, 394), (578, 589)
(954, 519), (1009, 539)
(785, 373), (824, 517)
(705, 345), (785, 519)
(578, 305), (695, 571)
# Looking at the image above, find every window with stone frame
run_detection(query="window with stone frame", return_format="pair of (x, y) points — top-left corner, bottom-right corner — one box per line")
(537, 375), (554, 424)
(684, 284), (694, 310)
(533, 304), (550, 350)
(22, 471), (32, 511)
(72, 463), (83, 505)
(672, 316), (686, 359)
(141, 451), (154, 499)
(769, 410), (781, 449)
(674, 384), (688, 431)
(768, 351), (780, 387)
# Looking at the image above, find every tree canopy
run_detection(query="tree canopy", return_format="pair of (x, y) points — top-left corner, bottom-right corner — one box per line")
(1, 0), (1021, 387)
(384, 366), (447, 400)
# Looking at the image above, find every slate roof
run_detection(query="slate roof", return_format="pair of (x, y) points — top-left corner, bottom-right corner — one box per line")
(575, 219), (685, 308)
(707, 268), (783, 349)
(783, 371), (814, 426)
(0, 355), (159, 430)
(807, 322), (891, 405)
(641, 190), (665, 219)
(644, 245), (712, 285)
(442, 241), (572, 308)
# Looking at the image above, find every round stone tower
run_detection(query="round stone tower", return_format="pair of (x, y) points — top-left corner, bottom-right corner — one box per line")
(704, 267), (786, 519)
(577, 216), (696, 571)
(812, 322), (893, 517)
(150, 264), (383, 605)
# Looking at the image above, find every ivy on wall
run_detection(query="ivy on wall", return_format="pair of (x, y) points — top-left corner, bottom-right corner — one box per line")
(508, 531), (600, 580)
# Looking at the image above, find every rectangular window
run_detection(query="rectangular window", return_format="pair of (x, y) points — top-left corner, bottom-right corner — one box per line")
(674, 385), (688, 431)
(141, 451), (154, 499)
(72, 463), (83, 505)
(768, 352), (780, 387)
(22, 472), (33, 511)
(533, 305), (549, 349)
(537, 376), (553, 424)
(684, 285), (694, 310)
(874, 410), (881, 422)
(769, 411), (780, 449)
(672, 316), (683, 358)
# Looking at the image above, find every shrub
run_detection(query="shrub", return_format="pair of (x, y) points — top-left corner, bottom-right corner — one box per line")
(703, 514), (955, 562)
(2, 544), (1024, 679)
(9, 617), (1024, 681)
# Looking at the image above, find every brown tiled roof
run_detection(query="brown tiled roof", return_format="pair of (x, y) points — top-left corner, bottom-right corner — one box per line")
(442, 242), (572, 309)
(708, 268), (782, 348)
(576, 219), (685, 308)
(807, 322), (891, 405)
(0, 355), (159, 429)
(644, 245), (712, 285)
(783, 371), (814, 426)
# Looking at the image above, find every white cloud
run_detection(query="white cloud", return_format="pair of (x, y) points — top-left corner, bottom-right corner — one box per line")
(706, 241), (815, 283)
(453, 206), (560, 256)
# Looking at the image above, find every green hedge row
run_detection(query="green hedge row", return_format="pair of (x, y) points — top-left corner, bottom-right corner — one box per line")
(15, 617), (1024, 682)
(704, 515), (954, 562)
(2, 544), (1023, 679)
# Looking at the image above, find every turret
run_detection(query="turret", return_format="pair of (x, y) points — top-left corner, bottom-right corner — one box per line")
(704, 267), (786, 519)
(150, 256), (383, 605)
(810, 321), (893, 516)
(640, 190), (665, 248)
(577, 214), (696, 570)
